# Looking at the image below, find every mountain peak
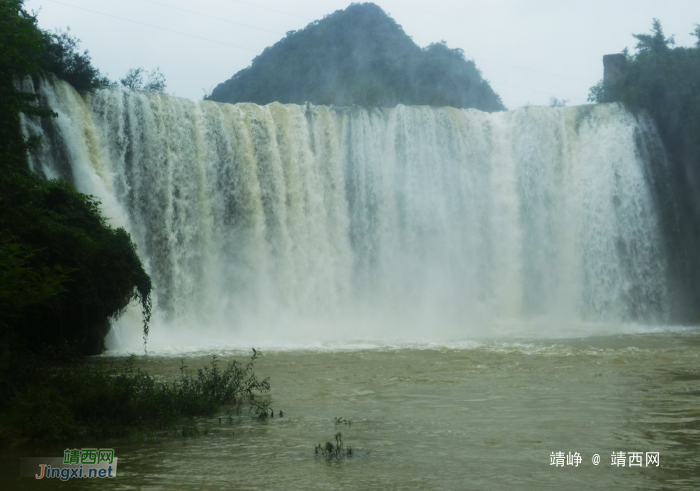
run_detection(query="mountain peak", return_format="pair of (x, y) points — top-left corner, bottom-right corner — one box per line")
(208, 2), (504, 111)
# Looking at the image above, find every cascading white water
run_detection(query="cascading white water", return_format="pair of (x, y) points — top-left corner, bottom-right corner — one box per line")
(22, 78), (671, 349)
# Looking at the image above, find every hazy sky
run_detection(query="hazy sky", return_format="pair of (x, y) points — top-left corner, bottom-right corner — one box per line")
(24, 0), (698, 109)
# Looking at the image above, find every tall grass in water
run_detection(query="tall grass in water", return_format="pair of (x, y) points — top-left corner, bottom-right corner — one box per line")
(0, 349), (270, 442)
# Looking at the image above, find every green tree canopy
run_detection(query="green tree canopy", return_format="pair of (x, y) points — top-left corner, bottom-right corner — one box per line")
(632, 18), (675, 54)
(40, 28), (112, 91)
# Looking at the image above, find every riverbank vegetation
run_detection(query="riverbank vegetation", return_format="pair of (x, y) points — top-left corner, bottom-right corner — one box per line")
(0, 349), (271, 442)
(2, 0), (159, 444)
(208, 2), (505, 111)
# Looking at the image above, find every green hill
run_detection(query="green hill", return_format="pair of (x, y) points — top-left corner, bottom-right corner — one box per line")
(207, 3), (505, 111)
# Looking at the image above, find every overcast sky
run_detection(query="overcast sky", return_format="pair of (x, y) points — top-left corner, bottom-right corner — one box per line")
(24, 0), (698, 109)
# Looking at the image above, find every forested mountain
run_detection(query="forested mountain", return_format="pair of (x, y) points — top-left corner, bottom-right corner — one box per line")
(207, 3), (505, 111)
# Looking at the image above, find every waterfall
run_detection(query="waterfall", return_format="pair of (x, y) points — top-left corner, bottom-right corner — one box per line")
(22, 78), (673, 348)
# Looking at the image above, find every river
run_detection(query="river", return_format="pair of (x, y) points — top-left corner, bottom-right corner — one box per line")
(4, 328), (699, 490)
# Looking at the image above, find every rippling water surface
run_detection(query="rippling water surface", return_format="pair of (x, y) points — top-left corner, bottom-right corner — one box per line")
(4, 329), (700, 490)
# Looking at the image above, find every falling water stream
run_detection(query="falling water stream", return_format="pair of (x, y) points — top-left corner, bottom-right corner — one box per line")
(4, 78), (698, 489)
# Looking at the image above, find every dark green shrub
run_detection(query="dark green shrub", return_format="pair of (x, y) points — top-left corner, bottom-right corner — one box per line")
(1, 174), (152, 354)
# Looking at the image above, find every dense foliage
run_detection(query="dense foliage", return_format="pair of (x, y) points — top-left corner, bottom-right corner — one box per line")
(0, 0), (53, 169)
(589, 20), (700, 321)
(40, 28), (113, 91)
(208, 3), (505, 111)
(1, 176), (152, 354)
(0, 0), (152, 356)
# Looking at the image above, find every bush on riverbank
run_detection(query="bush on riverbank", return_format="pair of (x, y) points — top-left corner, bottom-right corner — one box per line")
(0, 350), (270, 442)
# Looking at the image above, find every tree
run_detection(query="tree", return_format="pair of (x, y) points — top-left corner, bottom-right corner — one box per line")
(548, 96), (568, 107)
(632, 18), (674, 54)
(40, 28), (113, 91)
(120, 67), (166, 92)
(0, 0), (55, 168)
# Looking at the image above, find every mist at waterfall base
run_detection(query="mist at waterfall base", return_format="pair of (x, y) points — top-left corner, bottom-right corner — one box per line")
(23, 78), (684, 353)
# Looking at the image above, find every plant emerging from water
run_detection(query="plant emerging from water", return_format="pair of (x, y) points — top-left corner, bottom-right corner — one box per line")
(251, 399), (283, 419)
(315, 432), (353, 459)
(175, 351), (270, 416)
